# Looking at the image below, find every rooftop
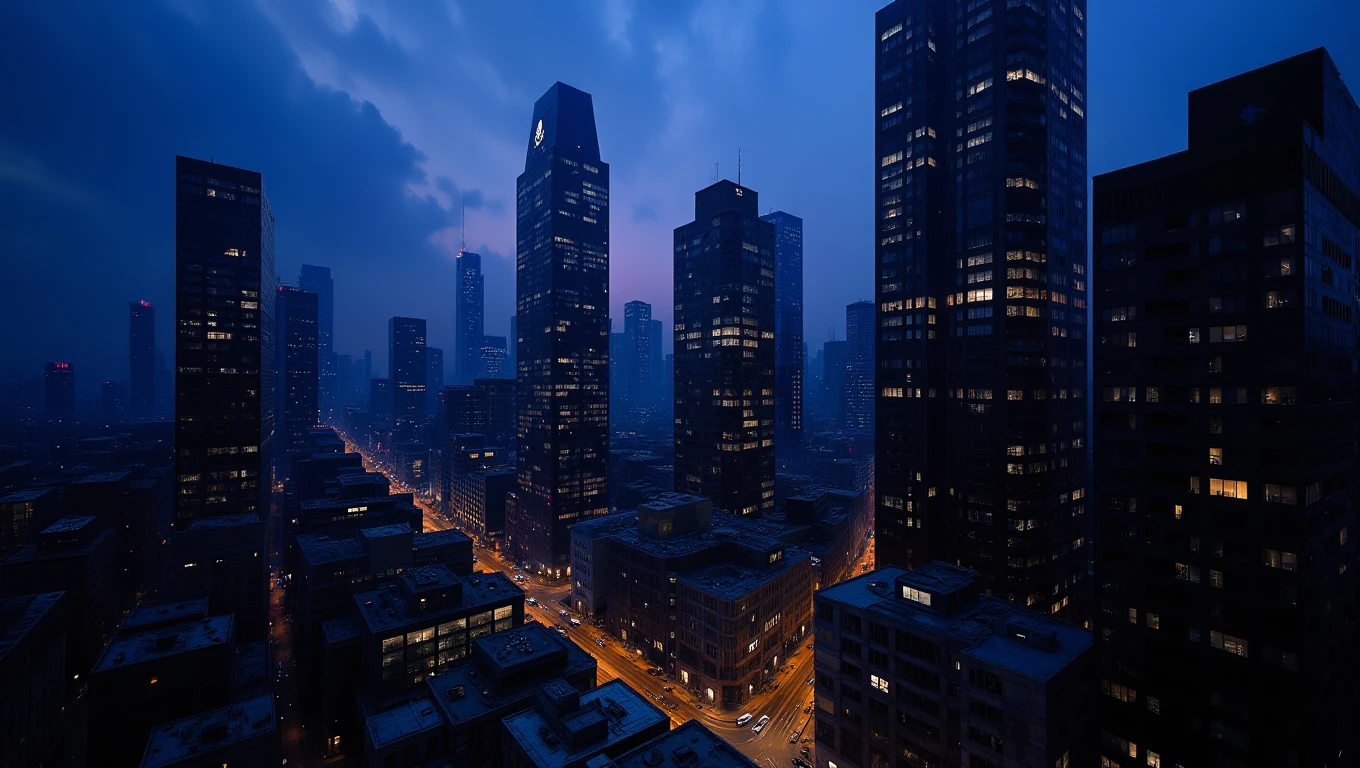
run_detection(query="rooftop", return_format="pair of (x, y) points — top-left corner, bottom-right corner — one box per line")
(121, 600), (211, 632)
(502, 680), (668, 768)
(183, 513), (259, 532)
(74, 470), (132, 484)
(296, 534), (366, 567)
(818, 567), (1090, 683)
(609, 720), (757, 768)
(141, 694), (275, 768)
(413, 529), (473, 549)
(354, 569), (520, 634)
(94, 615), (233, 672)
(323, 615), (360, 645)
(0, 488), (55, 503)
(428, 625), (595, 726)
(360, 524), (414, 540)
(365, 695), (445, 750)
(42, 515), (97, 534)
(0, 591), (63, 661)
(676, 556), (807, 601)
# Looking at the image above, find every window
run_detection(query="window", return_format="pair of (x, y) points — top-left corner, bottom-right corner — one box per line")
(1174, 563), (1200, 583)
(1147, 751), (1162, 768)
(1210, 570), (1224, 588)
(1209, 387), (1222, 404)
(1208, 325), (1247, 343)
(1210, 631), (1248, 658)
(870, 675), (889, 693)
(1146, 613), (1160, 630)
(1261, 386), (1296, 405)
(1262, 225), (1296, 246)
(1102, 679), (1136, 703)
(1263, 484), (1297, 505)
(1146, 696), (1160, 715)
(1263, 549), (1298, 571)
(1146, 387), (1160, 403)
(902, 586), (932, 606)
(1209, 478), (1248, 499)
(1188, 328), (1201, 344)
(1208, 447), (1223, 465)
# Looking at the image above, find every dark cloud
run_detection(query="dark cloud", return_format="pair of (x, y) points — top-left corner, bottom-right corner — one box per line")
(434, 176), (505, 217)
(0, 0), (460, 383)
(631, 203), (658, 223)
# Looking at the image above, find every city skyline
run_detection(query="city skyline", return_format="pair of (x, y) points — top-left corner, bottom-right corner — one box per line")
(5, 2), (1358, 393)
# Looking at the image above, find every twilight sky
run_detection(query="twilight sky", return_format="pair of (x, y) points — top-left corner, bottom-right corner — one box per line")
(1, 0), (1358, 390)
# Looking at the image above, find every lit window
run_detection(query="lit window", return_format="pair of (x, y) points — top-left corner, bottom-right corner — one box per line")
(870, 675), (889, 693)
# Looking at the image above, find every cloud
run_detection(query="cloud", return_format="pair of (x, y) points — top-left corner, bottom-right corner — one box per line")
(631, 203), (659, 223)
(602, 0), (635, 54)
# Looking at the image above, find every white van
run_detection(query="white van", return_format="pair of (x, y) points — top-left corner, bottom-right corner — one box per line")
(752, 715), (771, 733)
(735, 713), (753, 727)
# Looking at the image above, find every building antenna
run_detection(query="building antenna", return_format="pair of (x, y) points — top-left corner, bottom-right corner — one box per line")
(737, 149), (742, 186)
(460, 192), (466, 254)
(713, 162), (719, 182)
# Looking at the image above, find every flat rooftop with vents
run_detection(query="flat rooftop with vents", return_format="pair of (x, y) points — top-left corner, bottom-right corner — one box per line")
(140, 694), (275, 768)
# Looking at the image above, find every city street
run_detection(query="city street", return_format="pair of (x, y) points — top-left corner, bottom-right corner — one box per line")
(340, 437), (873, 768)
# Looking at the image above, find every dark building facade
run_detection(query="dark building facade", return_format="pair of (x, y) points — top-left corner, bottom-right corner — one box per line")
(844, 300), (876, 433)
(299, 264), (335, 422)
(872, 1), (1089, 621)
(1092, 49), (1359, 768)
(761, 211), (804, 463)
(673, 181), (776, 516)
(455, 249), (485, 384)
(44, 361), (74, 423)
(130, 299), (156, 420)
(620, 300), (653, 428)
(276, 285), (319, 467)
(512, 82), (611, 573)
(426, 346), (444, 417)
(389, 316), (428, 434)
(174, 155), (275, 522)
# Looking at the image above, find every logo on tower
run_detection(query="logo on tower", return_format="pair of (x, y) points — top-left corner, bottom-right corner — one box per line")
(533, 119), (545, 148)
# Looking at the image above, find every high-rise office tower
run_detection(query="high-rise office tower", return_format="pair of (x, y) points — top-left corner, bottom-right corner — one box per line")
(478, 336), (507, 379)
(43, 362), (74, 423)
(101, 380), (125, 424)
(174, 155), (275, 522)
(275, 285), (318, 465)
(454, 250), (484, 384)
(873, 1), (1089, 621)
(1093, 49), (1358, 767)
(674, 180), (776, 516)
(622, 300), (652, 425)
(427, 346), (444, 417)
(649, 318), (664, 410)
(298, 265), (334, 422)
(388, 317), (427, 433)
(845, 300), (876, 433)
(510, 82), (611, 573)
(761, 211), (804, 461)
(369, 378), (392, 426)
(822, 339), (846, 428)
(508, 314), (518, 375)
(129, 300), (155, 421)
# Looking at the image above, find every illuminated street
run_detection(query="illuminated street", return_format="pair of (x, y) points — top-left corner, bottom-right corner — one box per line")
(340, 435), (873, 768)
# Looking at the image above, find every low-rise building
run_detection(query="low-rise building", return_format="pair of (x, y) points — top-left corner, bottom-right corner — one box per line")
(570, 494), (813, 707)
(140, 693), (277, 768)
(0, 487), (60, 556)
(297, 493), (423, 538)
(1, 515), (117, 675)
(0, 591), (66, 768)
(500, 679), (670, 768)
(89, 613), (236, 768)
(159, 514), (267, 642)
(812, 564), (1093, 768)
(606, 719), (758, 768)
(781, 488), (872, 588)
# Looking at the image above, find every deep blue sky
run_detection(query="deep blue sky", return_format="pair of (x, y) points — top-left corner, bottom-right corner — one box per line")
(2, 0), (1358, 392)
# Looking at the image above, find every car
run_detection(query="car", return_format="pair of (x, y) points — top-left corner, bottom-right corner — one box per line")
(789, 732), (799, 743)
(662, 686), (674, 693)
(735, 713), (753, 727)
(569, 618), (581, 627)
(595, 637), (606, 648)
(804, 704), (813, 714)
(526, 597), (537, 606)
(801, 747), (811, 758)
(806, 677), (814, 685)
(792, 759), (812, 768)
(752, 715), (770, 733)
(560, 610), (570, 617)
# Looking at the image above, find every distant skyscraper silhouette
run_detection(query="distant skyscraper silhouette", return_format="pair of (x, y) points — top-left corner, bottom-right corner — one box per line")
(173, 155), (275, 522)
(674, 180), (776, 516)
(275, 285), (318, 465)
(821, 339), (846, 429)
(873, 1), (1089, 622)
(761, 211), (804, 461)
(129, 300), (155, 420)
(844, 300), (875, 433)
(43, 362), (74, 423)
(510, 82), (611, 574)
(426, 346), (444, 417)
(622, 300), (652, 426)
(298, 265), (334, 421)
(388, 317), (427, 433)
(454, 250), (484, 383)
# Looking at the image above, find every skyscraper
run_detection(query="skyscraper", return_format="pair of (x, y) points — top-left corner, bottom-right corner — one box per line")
(454, 250), (484, 384)
(761, 211), (804, 461)
(426, 346), (444, 417)
(622, 300), (652, 426)
(649, 318), (664, 413)
(844, 300), (875, 432)
(174, 155), (275, 522)
(478, 336), (507, 379)
(1093, 49), (1358, 767)
(129, 300), (155, 421)
(44, 362), (74, 423)
(673, 180), (776, 516)
(101, 380), (125, 424)
(388, 317), (427, 433)
(873, 1), (1089, 620)
(510, 82), (611, 574)
(298, 265), (334, 422)
(508, 314), (518, 376)
(275, 285), (318, 465)
(822, 339), (846, 429)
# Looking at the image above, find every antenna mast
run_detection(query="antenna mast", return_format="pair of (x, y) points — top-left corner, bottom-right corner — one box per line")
(737, 149), (742, 186)
(460, 192), (466, 253)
